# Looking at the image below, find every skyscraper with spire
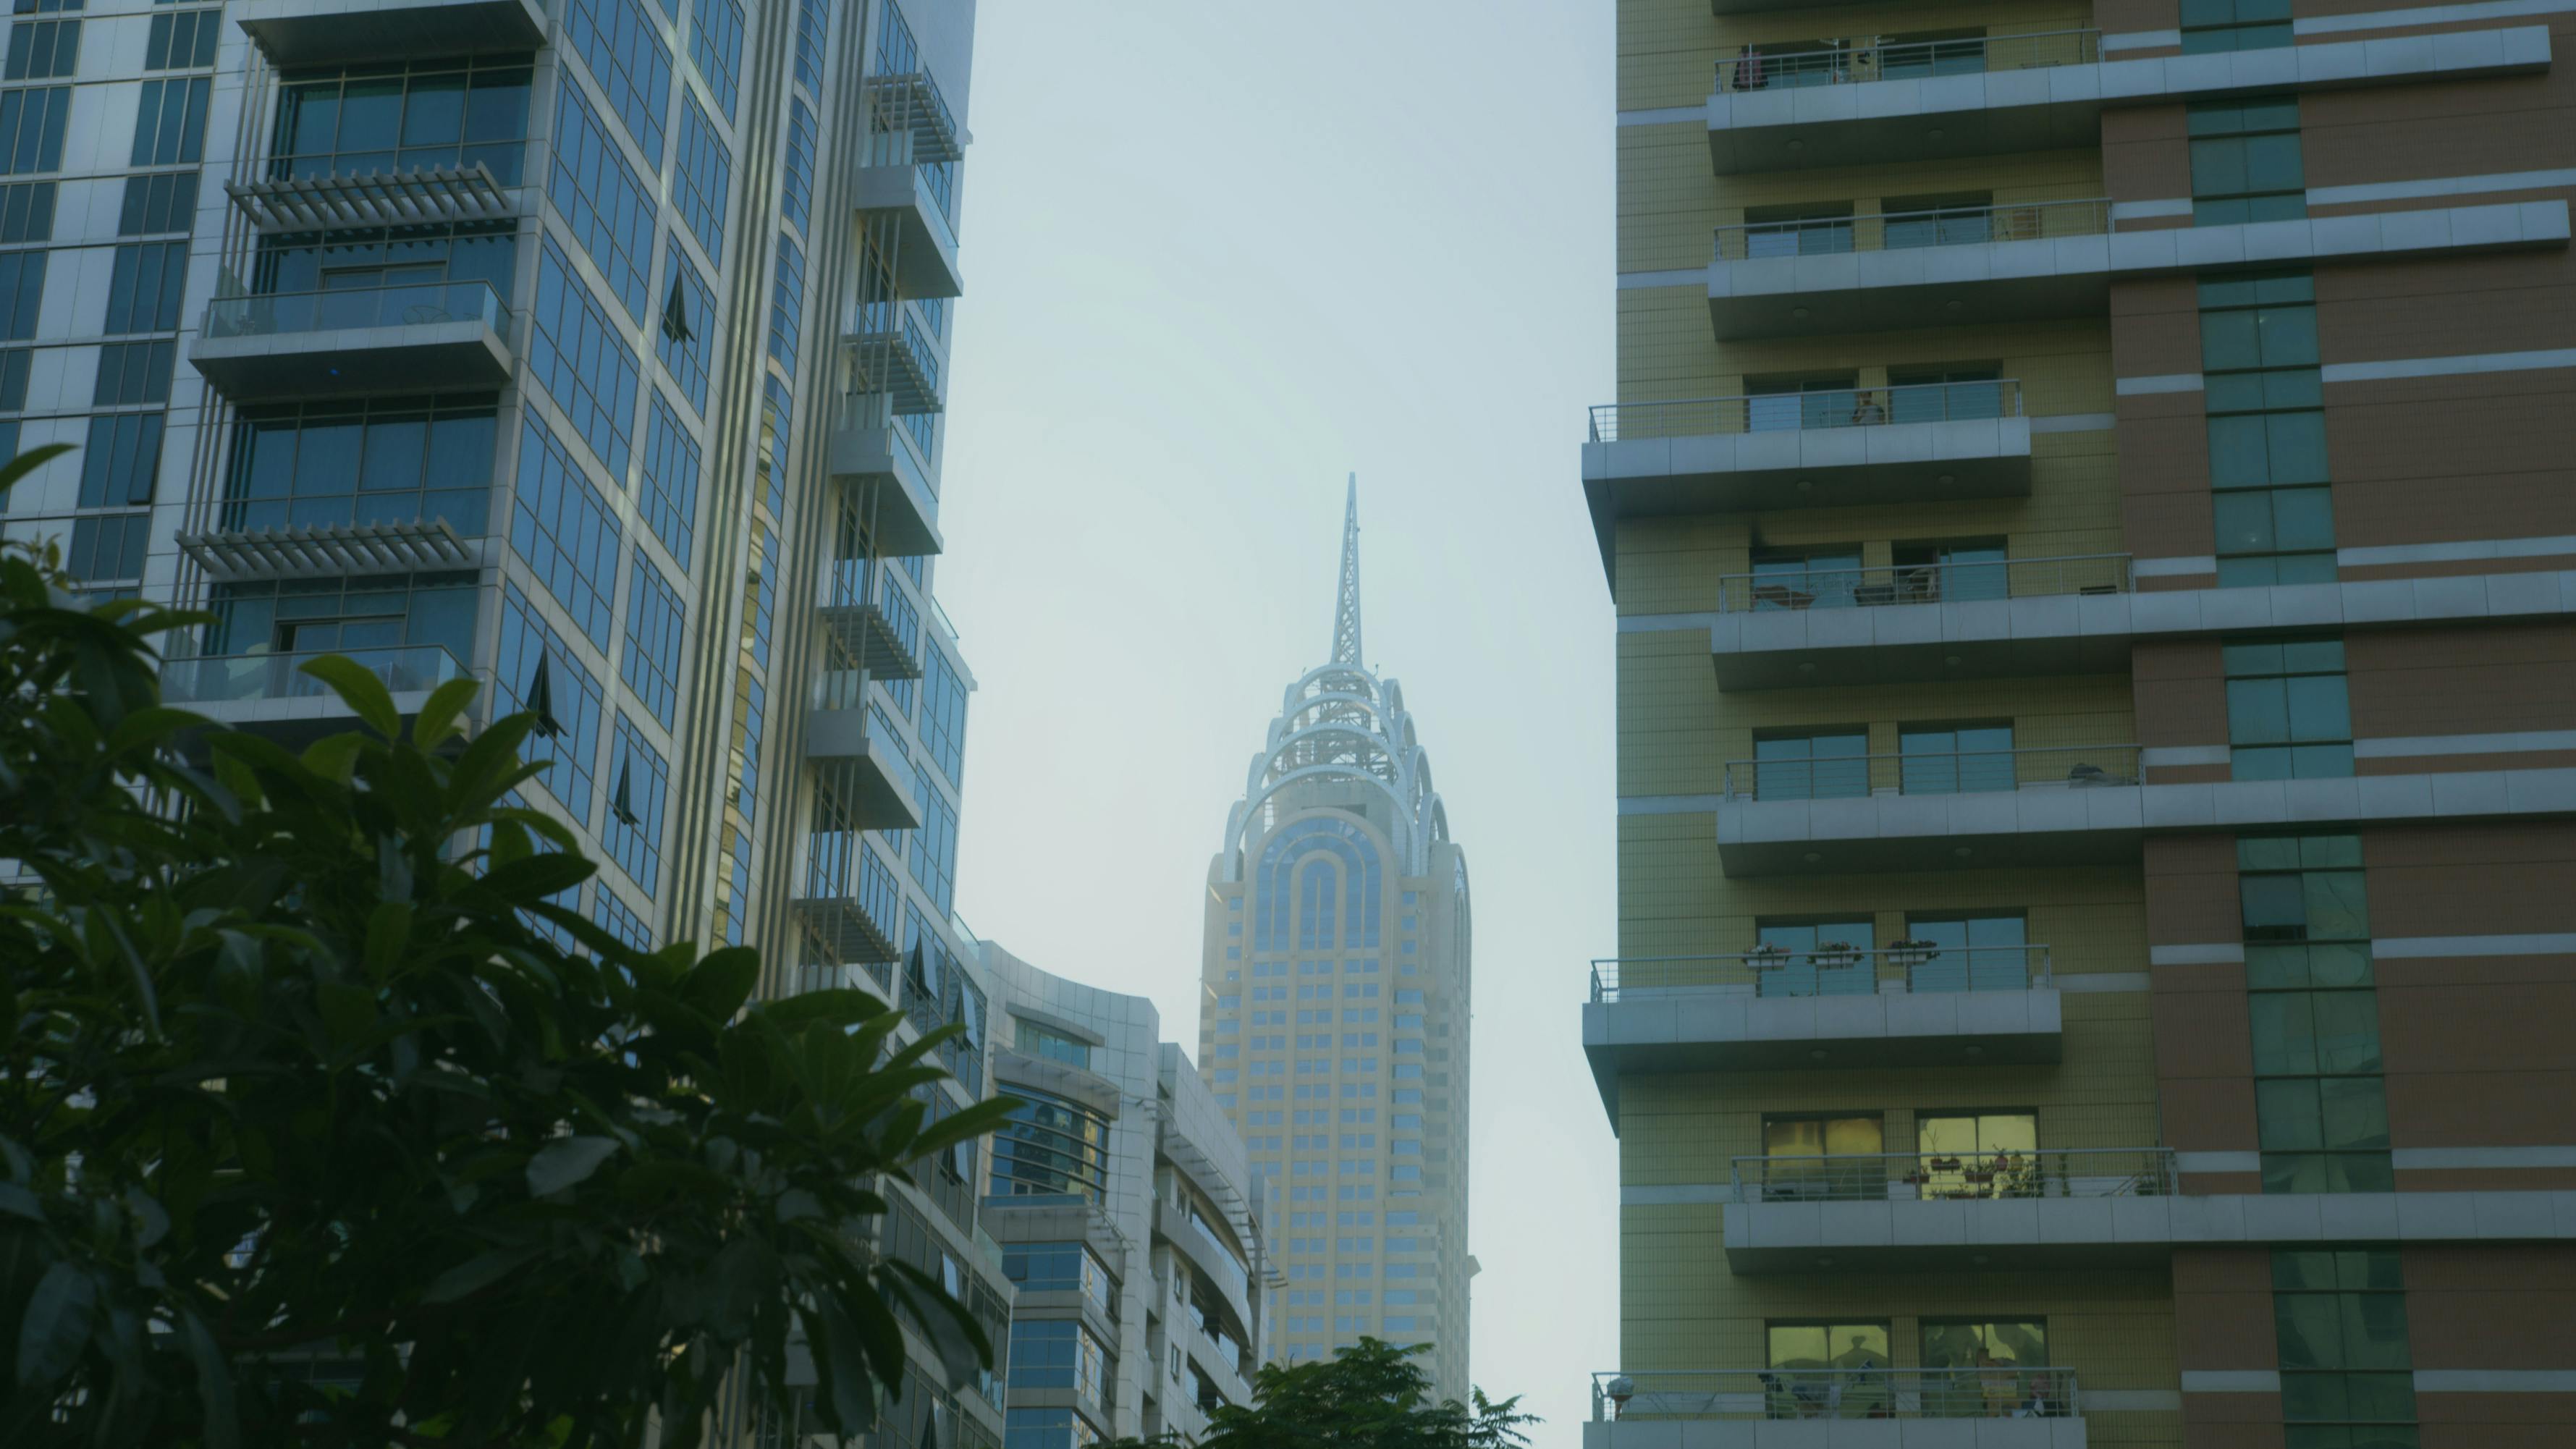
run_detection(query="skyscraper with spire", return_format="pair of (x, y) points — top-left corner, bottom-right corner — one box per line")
(1196, 481), (1476, 1398)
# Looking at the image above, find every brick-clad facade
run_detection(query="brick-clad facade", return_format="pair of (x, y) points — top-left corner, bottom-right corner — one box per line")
(1589, 2), (2576, 1446)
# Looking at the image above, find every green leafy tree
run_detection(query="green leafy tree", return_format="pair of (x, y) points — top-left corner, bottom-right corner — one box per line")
(1096, 1338), (1537, 1449)
(0, 444), (1012, 1448)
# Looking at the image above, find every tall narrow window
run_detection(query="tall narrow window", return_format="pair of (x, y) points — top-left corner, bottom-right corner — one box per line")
(2241, 835), (2390, 1194)
(2202, 271), (2332, 585)
(2225, 638), (2352, 780)
(2189, 98), (2305, 225)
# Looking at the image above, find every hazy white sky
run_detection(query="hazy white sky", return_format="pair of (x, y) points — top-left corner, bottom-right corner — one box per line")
(937, 2), (1618, 1437)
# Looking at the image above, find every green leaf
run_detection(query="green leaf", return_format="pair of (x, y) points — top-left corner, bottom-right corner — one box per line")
(362, 900), (413, 978)
(905, 1095), (1020, 1165)
(413, 674), (481, 751)
(526, 1136), (620, 1196)
(101, 704), (206, 761)
(0, 442), (71, 500)
(681, 947), (761, 1023)
(0, 1183), (40, 1224)
(423, 1243), (545, 1304)
(179, 1309), (240, 1449)
(480, 852), (596, 908)
(14, 1260), (97, 1387)
(298, 730), (368, 785)
(297, 654), (401, 739)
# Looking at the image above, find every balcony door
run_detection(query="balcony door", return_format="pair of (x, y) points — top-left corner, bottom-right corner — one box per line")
(1914, 1110), (2038, 1199)
(1903, 913), (2030, 993)
(1754, 918), (1877, 997)
(1899, 722), (2017, 795)
(1752, 730), (1868, 802)
(1747, 374), (1859, 433)
(1765, 1321), (1892, 1419)
(1761, 1114), (1885, 1202)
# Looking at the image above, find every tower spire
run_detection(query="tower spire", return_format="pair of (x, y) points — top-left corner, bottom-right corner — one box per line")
(1332, 474), (1363, 667)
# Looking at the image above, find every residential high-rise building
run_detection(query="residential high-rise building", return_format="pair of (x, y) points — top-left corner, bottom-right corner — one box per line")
(0, 1), (1005, 1444)
(979, 943), (1272, 1446)
(1589, 5), (2575, 1448)
(1198, 483), (1476, 1399)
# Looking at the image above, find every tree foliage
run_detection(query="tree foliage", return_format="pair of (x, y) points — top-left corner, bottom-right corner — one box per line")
(1096, 1338), (1537, 1449)
(0, 447), (1010, 1448)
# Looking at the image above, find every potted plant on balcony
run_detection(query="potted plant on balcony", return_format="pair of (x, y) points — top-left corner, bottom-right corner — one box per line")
(1744, 941), (1790, 981)
(1810, 940), (1859, 970)
(1886, 937), (1938, 992)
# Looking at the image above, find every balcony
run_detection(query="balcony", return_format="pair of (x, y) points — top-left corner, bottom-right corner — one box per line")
(1712, 198), (2564, 340)
(235, 0), (547, 67)
(1587, 1369), (2085, 1448)
(828, 400), (943, 558)
(193, 281), (511, 403)
(163, 645), (471, 748)
(1724, 1149), (2179, 1272)
(818, 560), (925, 680)
(1716, 743), (2144, 875)
(1708, 26), (2551, 174)
(804, 696), (924, 835)
(844, 303), (943, 416)
(1705, 565), (2576, 690)
(1584, 947), (2061, 1112)
(855, 161), (964, 301)
(1582, 382), (2030, 537)
(1710, 198), (2109, 339)
(1707, 554), (2133, 690)
(793, 836), (904, 966)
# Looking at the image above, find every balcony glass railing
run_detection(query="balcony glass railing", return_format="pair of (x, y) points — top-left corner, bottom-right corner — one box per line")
(1589, 945), (2054, 1002)
(202, 280), (505, 342)
(1587, 379), (2020, 442)
(1715, 29), (2102, 93)
(1716, 197), (2111, 261)
(1592, 1366), (2082, 1423)
(1720, 743), (2142, 800)
(1733, 1148), (2176, 1204)
(1720, 741), (2143, 798)
(161, 644), (466, 705)
(1716, 554), (2131, 612)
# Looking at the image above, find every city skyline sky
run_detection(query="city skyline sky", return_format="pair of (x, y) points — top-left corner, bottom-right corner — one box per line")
(937, 1), (1618, 1433)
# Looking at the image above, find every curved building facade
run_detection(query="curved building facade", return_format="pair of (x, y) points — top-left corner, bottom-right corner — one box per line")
(1196, 483), (1475, 1401)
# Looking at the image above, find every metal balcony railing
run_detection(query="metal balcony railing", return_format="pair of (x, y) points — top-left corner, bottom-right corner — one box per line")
(202, 280), (504, 341)
(161, 644), (468, 705)
(1720, 743), (2142, 800)
(1715, 28), (2103, 93)
(1732, 1148), (2177, 1204)
(1715, 553), (2133, 612)
(1589, 945), (2054, 1003)
(1716, 196), (2111, 261)
(1592, 1366), (2082, 1423)
(1587, 379), (2020, 443)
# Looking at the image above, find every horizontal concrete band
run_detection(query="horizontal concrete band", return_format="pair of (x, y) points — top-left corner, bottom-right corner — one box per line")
(1621, 1184), (1729, 1207)
(2122, 346), (2576, 397)
(2188, 1369), (2576, 1394)
(2154, 935), (2576, 964)
(2186, 1148), (2576, 1170)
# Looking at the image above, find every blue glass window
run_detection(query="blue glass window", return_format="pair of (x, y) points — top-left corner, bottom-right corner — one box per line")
(1, 180), (56, 242)
(104, 242), (186, 334)
(656, 243), (711, 414)
(759, 376), (790, 519)
(593, 889), (651, 951)
(549, 80), (656, 323)
(5, 17), (79, 78)
(0, 87), (68, 174)
(511, 409), (622, 649)
(911, 785), (957, 916)
(267, 57), (532, 185)
(621, 546), (683, 728)
(92, 342), (174, 405)
(793, 0), (826, 94)
(494, 581), (604, 823)
(671, 93), (728, 265)
(78, 414), (161, 506)
(780, 98), (816, 238)
(142, 9), (216, 69)
(131, 77), (208, 165)
(688, 0), (743, 120)
(117, 172), (190, 235)
(0, 249), (39, 338)
(919, 641), (967, 786)
(746, 523), (776, 669)
(768, 232), (804, 376)
(564, 0), (670, 167)
(638, 389), (698, 570)
(222, 394), (496, 534)
(603, 711), (669, 892)
(732, 667), (765, 819)
(528, 237), (640, 483)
